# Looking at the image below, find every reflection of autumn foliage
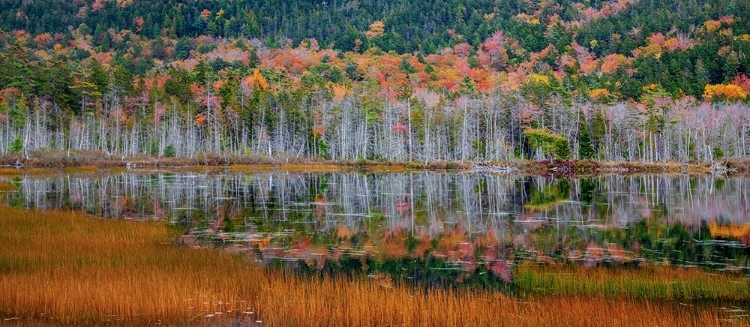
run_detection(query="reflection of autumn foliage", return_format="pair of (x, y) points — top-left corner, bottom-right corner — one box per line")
(314, 193), (327, 219)
(709, 222), (750, 245)
(117, 196), (135, 216)
(488, 260), (511, 282)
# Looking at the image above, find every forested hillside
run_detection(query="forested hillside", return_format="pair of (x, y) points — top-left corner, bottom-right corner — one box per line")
(0, 0), (749, 163)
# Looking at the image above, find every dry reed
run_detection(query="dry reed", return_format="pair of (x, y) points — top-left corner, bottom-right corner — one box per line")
(0, 207), (735, 326)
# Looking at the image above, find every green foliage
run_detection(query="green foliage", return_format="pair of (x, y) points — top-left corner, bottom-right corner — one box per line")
(713, 147), (724, 159)
(163, 144), (177, 158)
(578, 127), (595, 160)
(9, 137), (22, 154)
(523, 128), (570, 160)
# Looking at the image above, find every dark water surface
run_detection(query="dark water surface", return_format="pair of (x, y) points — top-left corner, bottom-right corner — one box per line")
(4, 170), (750, 285)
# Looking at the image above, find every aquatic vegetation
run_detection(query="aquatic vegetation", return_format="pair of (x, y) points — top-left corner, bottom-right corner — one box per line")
(514, 263), (750, 300)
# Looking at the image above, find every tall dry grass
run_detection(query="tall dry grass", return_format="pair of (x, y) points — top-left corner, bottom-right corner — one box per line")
(0, 206), (734, 326)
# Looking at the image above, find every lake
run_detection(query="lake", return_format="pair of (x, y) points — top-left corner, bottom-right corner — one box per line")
(3, 170), (749, 288)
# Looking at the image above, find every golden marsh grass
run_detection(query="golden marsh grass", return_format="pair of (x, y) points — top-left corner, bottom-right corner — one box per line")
(0, 206), (739, 326)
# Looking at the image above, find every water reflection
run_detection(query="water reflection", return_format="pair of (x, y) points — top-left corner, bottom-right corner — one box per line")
(4, 171), (750, 284)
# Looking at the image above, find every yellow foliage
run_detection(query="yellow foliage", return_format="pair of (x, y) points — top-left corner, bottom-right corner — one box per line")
(636, 43), (662, 58)
(662, 38), (678, 49)
(525, 74), (550, 86)
(642, 84), (659, 92)
(588, 88), (611, 99)
(514, 13), (540, 25)
(703, 84), (747, 102)
(703, 20), (721, 33)
(365, 21), (385, 39)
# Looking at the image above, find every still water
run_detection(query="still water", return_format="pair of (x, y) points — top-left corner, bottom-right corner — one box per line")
(4, 170), (750, 284)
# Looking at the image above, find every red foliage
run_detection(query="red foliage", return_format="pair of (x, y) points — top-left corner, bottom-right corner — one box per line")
(392, 123), (409, 134)
(92, 0), (105, 11)
(731, 74), (750, 93)
(395, 201), (410, 213)
(453, 43), (472, 58)
(649, 33), (665, 46)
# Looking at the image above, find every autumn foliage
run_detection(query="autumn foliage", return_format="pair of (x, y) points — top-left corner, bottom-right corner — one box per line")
(703, 84), (747, 102)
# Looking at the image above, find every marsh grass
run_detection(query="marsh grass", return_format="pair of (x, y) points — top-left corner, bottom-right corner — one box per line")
(515, 263), (750, 300)
(0, 207), (736, 326)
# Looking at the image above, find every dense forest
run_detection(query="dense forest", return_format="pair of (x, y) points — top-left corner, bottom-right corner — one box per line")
(1, 0), (750, 163)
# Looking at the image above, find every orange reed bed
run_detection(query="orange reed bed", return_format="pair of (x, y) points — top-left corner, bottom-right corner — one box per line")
(0, 207), (734, 326)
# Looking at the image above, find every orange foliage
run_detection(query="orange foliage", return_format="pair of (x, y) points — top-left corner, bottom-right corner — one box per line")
(709, 222), (750, 240)
(33, 33), (52, 47)
(213, 80), (224, 93)
(200, 9), (211, 20)
(194, 113), (207, 127)
(269, 50), (307, 74)
(116, 0), (133, 8)
(0, 88), (22, 103)
(245, 69), (269, 90)
(91, 52), (114, 65)
(331, 84), (350, 101)
(133, 17), (144, 32)
(663, 38), (678, 51)
(312, 125), (325, 138)
(703, 84), (747, 102)
(600, 54), (627, 73)
(572, 42), (598, 75)
(188, 83), (204, 97)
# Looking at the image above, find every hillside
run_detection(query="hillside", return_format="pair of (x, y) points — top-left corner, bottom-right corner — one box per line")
(0, 0), (749, 164)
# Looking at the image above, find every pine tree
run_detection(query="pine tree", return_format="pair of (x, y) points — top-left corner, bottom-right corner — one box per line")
(578, 127), (595, 159)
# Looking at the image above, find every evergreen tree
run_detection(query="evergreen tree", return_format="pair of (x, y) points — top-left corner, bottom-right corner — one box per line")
(578, 127), (595, 160)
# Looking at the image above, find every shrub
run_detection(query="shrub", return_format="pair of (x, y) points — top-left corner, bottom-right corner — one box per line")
(163, 144), (177, 158)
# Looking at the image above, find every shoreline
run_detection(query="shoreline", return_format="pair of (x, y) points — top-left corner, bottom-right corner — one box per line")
(0, 154), (745, 177)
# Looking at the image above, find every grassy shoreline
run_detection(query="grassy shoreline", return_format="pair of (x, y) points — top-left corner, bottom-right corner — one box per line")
(0, 151), (746, 177)
(1, 206), (746, 325)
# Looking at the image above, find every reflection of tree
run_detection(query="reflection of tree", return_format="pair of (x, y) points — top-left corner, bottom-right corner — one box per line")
(524, 178), (570, 211)
(4, 172), (750, 280)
